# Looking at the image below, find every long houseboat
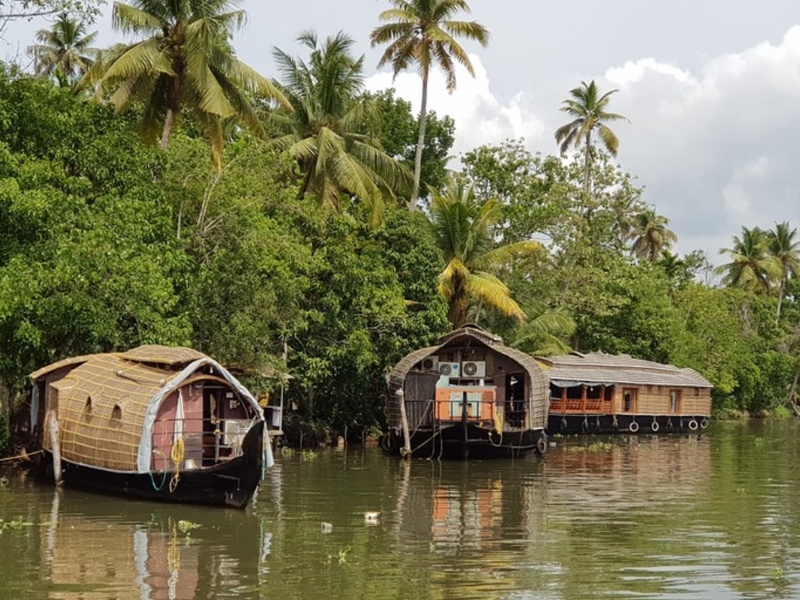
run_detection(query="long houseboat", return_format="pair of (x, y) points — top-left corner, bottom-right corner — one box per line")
(539, 352), (713, 434)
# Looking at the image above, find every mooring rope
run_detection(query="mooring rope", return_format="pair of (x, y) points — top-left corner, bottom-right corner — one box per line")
(0, 449), (44, 463)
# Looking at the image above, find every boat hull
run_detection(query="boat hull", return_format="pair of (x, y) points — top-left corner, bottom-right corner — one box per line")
(548, 413), (710, 435)
(40, 423), (265, 508)
(380, 424), (547, 459)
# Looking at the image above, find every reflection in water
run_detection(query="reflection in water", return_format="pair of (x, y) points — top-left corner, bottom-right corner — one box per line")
(5, 423), (800, 599)
(0, 478), (268, 599)
(43, 492), (201, 598)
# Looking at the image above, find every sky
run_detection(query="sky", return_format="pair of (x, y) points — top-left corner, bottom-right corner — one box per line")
(4, 0), (800, 262)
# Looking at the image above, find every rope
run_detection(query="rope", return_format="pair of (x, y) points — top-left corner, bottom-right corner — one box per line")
(169, 437), (185, 493)
(149, 450), (168, 491)
(488, 410), (504, 447)
(0, 449), (43, 463)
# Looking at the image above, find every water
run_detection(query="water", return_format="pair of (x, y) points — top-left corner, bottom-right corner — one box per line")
(1, 420), (800, 599)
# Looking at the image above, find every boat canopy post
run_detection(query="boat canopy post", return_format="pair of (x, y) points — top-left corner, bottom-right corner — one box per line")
(47, 409), (62, 485)
(396, 389), (411, 458)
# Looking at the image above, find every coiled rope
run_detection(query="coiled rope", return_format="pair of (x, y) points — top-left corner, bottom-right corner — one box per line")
(169, 437), (185, 493)
(488, 410), (504, 447)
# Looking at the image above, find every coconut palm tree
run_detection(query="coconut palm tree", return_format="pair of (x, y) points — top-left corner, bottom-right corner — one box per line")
(767, 221), (800, 318)
(629, 208), (678, 262)
(269, 30), (411, 227)
(506, 301), (575, 356)
(370, 0), (489, 208)
(716, 226), (781, 292)
(79, 0), (288, 168)
(429, 182), (540, 328)
(27, 13), (100, 84)
(555, 80), (627, 201)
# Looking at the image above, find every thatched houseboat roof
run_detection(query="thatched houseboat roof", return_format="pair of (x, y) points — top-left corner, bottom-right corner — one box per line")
(537, 352), (713, 389)
(387, 325), (543, 389)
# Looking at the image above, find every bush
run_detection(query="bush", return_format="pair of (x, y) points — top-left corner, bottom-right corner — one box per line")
(772, 405), (793, 420)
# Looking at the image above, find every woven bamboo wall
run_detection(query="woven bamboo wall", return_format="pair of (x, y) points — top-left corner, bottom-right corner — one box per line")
(50, 355), (165, 471)
(615, 385), (712, 416)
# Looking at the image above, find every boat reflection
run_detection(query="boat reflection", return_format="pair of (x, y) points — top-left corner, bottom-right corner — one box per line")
(395, 434), (712, 554)
(39, 489), (264, 599)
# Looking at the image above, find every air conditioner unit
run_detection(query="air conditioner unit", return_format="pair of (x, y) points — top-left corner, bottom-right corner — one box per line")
(461, 361), (486, 378)
(438, 362), (461, 377)
(420, 356), (439, 371)
(223, 419), (252, 455)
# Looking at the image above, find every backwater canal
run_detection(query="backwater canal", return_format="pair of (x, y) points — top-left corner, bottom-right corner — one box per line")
(1, 419), (800, 599)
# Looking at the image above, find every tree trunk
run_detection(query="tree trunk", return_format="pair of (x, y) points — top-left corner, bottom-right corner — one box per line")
(582, 130), (592, 216)
(777, 273), (786, 319)
(410, 67), (430, 210)
(160, 73), (182, 150)
(160, 107), (175, 150)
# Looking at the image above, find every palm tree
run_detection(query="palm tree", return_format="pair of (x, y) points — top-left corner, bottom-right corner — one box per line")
(269, 31), (411, 227)
(27, 13), (100, 84)
(629, 208), (678, 262)
(555, 80), (627, 201)
(429, 182), (540, 328)
(716, 226), (781, 292)
(80, 0), (288, 167)
(767, 221), (800, 318)
(506, 301), (575, 356)
(370, 0), (489, 208)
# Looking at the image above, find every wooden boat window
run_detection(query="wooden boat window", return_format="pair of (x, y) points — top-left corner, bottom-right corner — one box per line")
(623, 388), (638, 412)
(111, 404), (123, 424)
(83, 396), (92, 421)
(694, 387), (700, 396)
(670, 390), (682, 413)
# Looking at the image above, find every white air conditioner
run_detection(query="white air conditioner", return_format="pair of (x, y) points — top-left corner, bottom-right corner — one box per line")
(420, 356), (439, 371)
(223, 419), (252, 455)
(438, 362), (461, 377)
(461, 361), (486, 378)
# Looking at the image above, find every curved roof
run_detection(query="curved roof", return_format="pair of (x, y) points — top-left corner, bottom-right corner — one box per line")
(386, 326), (549, 430)
(537, 352), (713, 388)
(118, 345), (208, 365)
(29, 346), (209, 382)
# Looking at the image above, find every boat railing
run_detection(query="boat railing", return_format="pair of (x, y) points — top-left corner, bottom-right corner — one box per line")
(549, 397), (605, 413)
(151, 416), (260, 469)
(404, 394), (529, 430)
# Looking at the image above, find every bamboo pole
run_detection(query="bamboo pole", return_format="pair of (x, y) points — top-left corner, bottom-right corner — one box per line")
(47, 409), (62, 485)
(396, 389), (411, 458)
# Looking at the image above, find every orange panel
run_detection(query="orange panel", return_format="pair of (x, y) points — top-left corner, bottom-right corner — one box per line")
(434, 387), (495, 421)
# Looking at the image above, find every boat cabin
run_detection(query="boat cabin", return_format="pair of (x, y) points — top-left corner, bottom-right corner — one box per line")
(538, 352), (713, 434)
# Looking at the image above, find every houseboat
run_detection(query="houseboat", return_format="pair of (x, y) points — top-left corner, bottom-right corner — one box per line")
(539, 352), (713, 434)
(29, 345), (272, 508)
(383, 325), (549, 459)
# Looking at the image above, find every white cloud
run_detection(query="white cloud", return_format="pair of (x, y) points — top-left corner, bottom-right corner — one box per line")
(722, 157), (770, 217)
(366, 29), (800, 264)
(589, 26), (800, 259)
(366, 55), (547, 162)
